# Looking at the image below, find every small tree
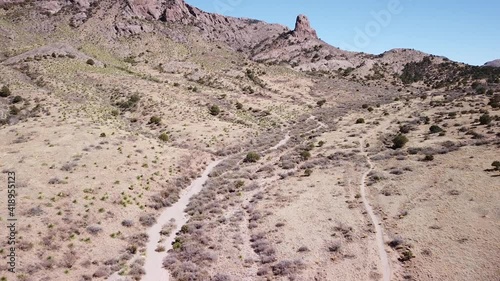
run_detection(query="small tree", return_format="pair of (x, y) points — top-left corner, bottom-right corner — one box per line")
(0, 85), (11, 97)
(317, 99), (326, 107)
(244, 152), (260, 163)
(209, 105), (220, 116)
(392, 134), (409, 149)
(479, 114), (492, 125)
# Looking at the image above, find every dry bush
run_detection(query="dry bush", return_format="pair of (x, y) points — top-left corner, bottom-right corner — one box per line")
(92, 267), (109, 278)
(61, 161), (77, 172)
(60, 251), (78, 268)
(86, 225), (103, 235)
(212, 273), (231, 281)
(250, 233), (277, 264)
(121, 219), (134, 227)
(139, 213), (157, 227)
(271, 260), (305, 277)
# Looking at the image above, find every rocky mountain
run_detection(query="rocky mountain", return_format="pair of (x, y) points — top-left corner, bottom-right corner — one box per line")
(485, 59), (500, 68)
(1, 0), (498, 91)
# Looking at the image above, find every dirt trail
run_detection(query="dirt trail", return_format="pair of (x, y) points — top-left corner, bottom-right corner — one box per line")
(141, 159), (223, 281)
(360, 140), (391, 281)
(358, 114), (401, 281)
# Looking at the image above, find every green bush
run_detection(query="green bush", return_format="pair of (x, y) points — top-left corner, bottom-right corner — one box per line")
(429, 125), (443, 134)
(149, 116), (162, 125)
(158, 133), (169, 142)
(244, 152), (260, 163)
(304, 168), (313, 177)
(423, 155), (434, 161)
(9, 105), (19, 115)
(492, 161), (500, 171)
(209, 105), (220, 116)
(479, 114), (492, 125)
(356, 118), (365, 124)
(300, 150), (311, 161)
(392, 134), (409, 149)
(0, 85), (11, 97)
(12, 95), (22, 104)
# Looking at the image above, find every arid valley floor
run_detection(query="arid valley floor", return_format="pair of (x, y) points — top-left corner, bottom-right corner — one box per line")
(0, 1), (499, 281)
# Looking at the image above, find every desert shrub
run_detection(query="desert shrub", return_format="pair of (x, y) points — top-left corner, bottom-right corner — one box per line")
(367, 107), (374, 112)
(159, 132), (169, 142)
(9, 105), (20, 115)
(139, 214), (156, 227)
(300, 150), (311, 161)
(392, 134), (409, 149)
(327, 240), (341, 253)
(87, 225), (103, 235)
(399, 125), (411, 134)
(86, 59), (95, 66)
(429, 125), (444, 134)
(297, 246), (309, 252)
(271, 260), (304, 277)
(48, 177), (63, 184)
(356, 118), (365, 124)
(423, 155), (434, 161)
(121, 219), (134, 227)
(388, 237), (404, 248)
(0, 85), (11, 97)
(304, 168), (313, 177)
(488, 95), (499, 108)
(492, 161), (500, 171)
(479, 114), (492, 125)
(317, 140), (325, 147)
(244, 152), (260, 163)
(99, 132), (106, 137)
(399, 249), (415, 262)
(12, 95), (22, 104)
(149, 116), (162, 125)
(362, 104), (369, 109)
(209, 105), (220, 116)
(235, 101), (243, 110)
(61, 162), (77, 172)
(317, 99), (326, 107)
(212, 273), (231, 281)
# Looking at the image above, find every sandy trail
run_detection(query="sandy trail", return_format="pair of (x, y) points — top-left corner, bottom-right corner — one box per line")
(360, 140), (391, 281)
(270, 132), (290, 150)
(358, 114), (401, 281)
(139, 159), (223, 281)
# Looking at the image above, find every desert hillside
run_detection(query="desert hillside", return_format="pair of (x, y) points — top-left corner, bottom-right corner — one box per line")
(0, 1), (499, 281)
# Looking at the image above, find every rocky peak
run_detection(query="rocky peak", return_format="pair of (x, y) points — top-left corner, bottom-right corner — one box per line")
(292, 14), (317, 39)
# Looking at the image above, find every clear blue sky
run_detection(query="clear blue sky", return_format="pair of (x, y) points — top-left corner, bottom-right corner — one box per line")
(185, 0), (499, 66)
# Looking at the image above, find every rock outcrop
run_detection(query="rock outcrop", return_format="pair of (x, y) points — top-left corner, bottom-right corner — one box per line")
(292, 14), (318, 39)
